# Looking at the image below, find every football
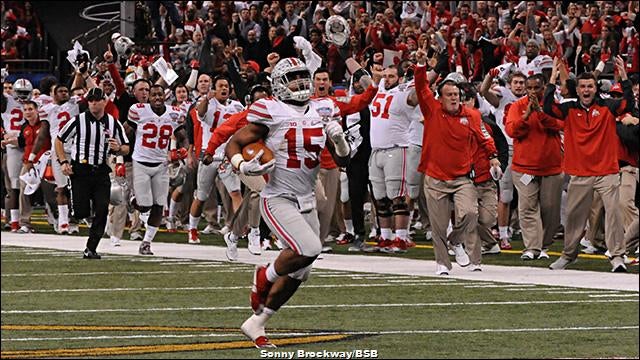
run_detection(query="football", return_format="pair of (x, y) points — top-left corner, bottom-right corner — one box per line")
(242, 141), (275, 164)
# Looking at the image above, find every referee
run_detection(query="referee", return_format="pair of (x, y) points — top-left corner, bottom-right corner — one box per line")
(55, 88), (130, 259)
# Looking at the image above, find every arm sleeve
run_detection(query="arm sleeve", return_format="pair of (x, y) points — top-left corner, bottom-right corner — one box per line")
(414, 64), (437, 119)
(607, 80), (636, 117)
(127, 105), (140, 123)
(114, 118), (129, 145)
(543, 84), (567, 119)
(205, 113), (248, 155)
(539, 113), (564, 132)
(335, 85), (378, 116)
(17, 123), (27, 148)
(472, 113), (497, 156)
(504, 101), (530, 139)
(487, 119), (509, 171)
(57, 116), (78, 143)
(108, 63), (126, 98)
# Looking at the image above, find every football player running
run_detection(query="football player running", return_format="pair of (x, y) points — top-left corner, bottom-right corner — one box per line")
(226, 57), (350, 348)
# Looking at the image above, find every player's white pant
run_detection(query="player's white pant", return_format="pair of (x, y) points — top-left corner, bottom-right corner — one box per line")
(195, 160), (241, 201)
(132, 161), (170, 207)
(6, 146), (24, 189)
(368, 146), (408, 200)
(405, 144), (422, 199)
(50, 150), (71, 188)
(260, 195), (321, 258)
(499, 146), (514, 203)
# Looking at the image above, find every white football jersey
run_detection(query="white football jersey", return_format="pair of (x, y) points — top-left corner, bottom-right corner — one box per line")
(408, 106), (423, 146)
(247, 97), (339, 198)
(128, 103), (185, 163)
(517, 54), (553, 77)
(2, 95), (25, 148)
(39, 96), (81, 139)
(198, 98), (244, 150)
(493, 86), (524, 146)
(369, 81), (416, 149)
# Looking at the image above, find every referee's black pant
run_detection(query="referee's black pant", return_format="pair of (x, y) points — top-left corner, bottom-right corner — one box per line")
(70, 162), (111, 252)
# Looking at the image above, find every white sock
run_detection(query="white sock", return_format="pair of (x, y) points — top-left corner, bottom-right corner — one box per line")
(58, 205), (69, 225)
(344, 219), (354, 235)
(250, 227), (260, 236)
(169, 199), (178, 218)
(396, 229), (408, 240)
(407, 210), (414, 230)
(499, 226), (509, 239)
(144, 225), (158, 243)
(381, 228), (392, 240)
(10, 209), (19, 223)
(228, 232), (238, 242)
(253, 308), (274, 327)
(189, 215), (200, 230)
(266, 263), (279, 283)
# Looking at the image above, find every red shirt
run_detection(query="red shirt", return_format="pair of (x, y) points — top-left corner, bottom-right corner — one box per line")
(506, 96), (563, 176)
(544, 81), (634, 176)
(581, 19), (603, 41)
(415, 64), (497, 180)
(19, 120), (50, 163)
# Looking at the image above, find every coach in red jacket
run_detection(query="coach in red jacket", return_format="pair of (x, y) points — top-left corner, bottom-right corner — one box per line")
(543, 56), (635, 272)
(506, 73), (564, 261)
(414, 46), (500, 274)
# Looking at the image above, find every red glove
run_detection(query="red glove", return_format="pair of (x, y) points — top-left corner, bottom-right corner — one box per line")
(190, 59), (200, 70)
(489, 67), (500, 78)
(581, 53), (591, 65)
(600, 50), (611, 63)
(115, 163), (126, 177)
(169, 148), (188, 162)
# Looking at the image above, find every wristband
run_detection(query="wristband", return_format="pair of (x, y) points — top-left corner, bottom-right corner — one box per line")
(28, 153), (36, 162)
(58, 159), (69, 165)
(488, 154), (498, 160)
(230, 153), (244, 170)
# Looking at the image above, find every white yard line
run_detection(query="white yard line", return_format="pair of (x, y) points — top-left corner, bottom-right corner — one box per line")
(3, 299), (637, 314)
(3, 325), (638, 342)
(2, 233), (638, 291)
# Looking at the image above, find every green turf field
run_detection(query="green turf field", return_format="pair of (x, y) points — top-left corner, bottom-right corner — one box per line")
(1, 244), (638, 359)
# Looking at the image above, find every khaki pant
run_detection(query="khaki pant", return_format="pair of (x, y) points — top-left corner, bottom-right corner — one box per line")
(562, 174), (625, 261)
(108, 162), (142, 239)
(587, 166), (639, 250)
(619, 166), (639, 232)
(476, 180), (498, 248)
(425, 175), (480, 269)
(316, 168), (340, 243)
(416, 173), (430, 229)
(624, 217), (639, 253)
(512, 171), (564, 254)
(230, 189), (261, 236)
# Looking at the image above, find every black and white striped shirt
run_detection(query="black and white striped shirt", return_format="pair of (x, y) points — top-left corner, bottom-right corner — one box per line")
(57, 111), (129, 166)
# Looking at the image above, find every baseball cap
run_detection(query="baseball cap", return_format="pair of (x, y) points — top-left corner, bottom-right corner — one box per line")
(609, 83), (623, 95)
(86, 88), (106, 101)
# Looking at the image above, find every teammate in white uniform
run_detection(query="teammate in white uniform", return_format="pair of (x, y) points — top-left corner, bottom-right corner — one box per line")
(368, 65), (420, 253)
(187, 76), (244, 244)
(128, 85), (188, 255)
(1, 79), (31, 231)
(225, 57), (350, 348)
(516, 40), (554, 78)
(30, 85), (81, 234)
(480, 68), (527, 249)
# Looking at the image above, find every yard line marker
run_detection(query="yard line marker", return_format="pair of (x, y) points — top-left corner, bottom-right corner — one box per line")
(3, 325), (638, 343)
(463, 284), (537, 288)
(3, 299), (637, 314)
(588, 294), (639, 298)
(546, 291), (621, 295)
(505, 287), (568, 292)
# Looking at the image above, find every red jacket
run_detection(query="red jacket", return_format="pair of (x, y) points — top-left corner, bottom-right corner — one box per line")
(414, 64), (497, 180)
(506, 96), (564, 176)
(314, 85), (378, 169)
(543, 80), (635, 176)
(18, 120), (49, 163)
(617, 114), (639, 167)
(472, 122), (493, 184)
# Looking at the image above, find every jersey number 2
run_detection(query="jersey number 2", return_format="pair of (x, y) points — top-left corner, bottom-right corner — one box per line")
(141, 123), (173, 149)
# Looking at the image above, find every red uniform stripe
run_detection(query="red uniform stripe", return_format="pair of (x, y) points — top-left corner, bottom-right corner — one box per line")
(249, 109), (272, 119)
(262, 198), (301, 255)
(398, 148), (407, 197)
